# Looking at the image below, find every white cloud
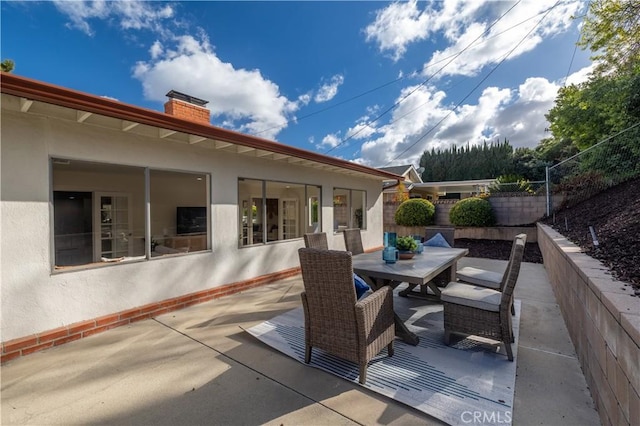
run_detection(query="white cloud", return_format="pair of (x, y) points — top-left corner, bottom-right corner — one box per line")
(149, 41), (163, 60)
(133, 35), (298, 139)
(355, 0), (592, 167)
(364, 0), (432, 61)
(297, 93), (312, 106)
(346, 121), (378, 140)
(517, 77), (557, 102)
(365, 0), (485, 61)
(314, 74), (345, 103)
(365, 0), (585, 76)
(420, 0), (585, 79)
(53, 0), (174, 36)
(353, 69), (600, 168)
(564, 62), (597, 86)
(319, 133), (341, 149)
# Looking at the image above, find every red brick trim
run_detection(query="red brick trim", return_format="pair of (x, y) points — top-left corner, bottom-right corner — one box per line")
(1, 267), (300, 364)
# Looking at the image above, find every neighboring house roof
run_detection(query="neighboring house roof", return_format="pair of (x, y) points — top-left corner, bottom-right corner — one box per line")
(378, 165), (412, 176)
(1, 74), (402, 182)
(379, 164), (423, 192)
(413, 179), (496, 194)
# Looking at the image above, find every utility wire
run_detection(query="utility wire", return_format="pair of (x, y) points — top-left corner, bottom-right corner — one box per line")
(323, 0), (522, 155)
(563, 2), (590, 86)
(385, 0), (563, 166)
(252, 0), (555, 139)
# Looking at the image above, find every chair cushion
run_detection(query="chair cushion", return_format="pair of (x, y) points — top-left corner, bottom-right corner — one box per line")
(424, 233), (451, 248)
(353, 273), (370, 299)
(456, 267), (502, 289)
(441, 282), (501, 312)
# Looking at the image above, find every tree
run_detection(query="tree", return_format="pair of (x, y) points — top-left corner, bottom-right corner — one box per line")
(1, 59), (15, 73)
(545, 73), (633, 150)
(394, 181), (410, 203)
(418, 140), (514, 181)
(512, 147), (548, 181)
(578, 0), (640, 76)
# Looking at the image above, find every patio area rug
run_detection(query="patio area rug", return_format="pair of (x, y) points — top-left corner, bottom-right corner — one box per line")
(246, 291), (520, 426)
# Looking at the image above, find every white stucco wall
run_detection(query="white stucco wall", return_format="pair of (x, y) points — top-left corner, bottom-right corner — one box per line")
(1, 104), (385, 341)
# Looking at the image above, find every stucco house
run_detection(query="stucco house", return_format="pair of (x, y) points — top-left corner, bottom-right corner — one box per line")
(0, 74), (401, 362)
(379, 164), (494, 201)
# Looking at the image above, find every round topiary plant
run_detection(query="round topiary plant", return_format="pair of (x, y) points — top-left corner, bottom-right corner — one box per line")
(396, 235), (419, 251)
(394, 198), (435, 226)
(449, 197), (496, 227)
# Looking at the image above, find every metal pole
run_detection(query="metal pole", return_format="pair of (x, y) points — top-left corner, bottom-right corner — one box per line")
(545, 166), (551, 217)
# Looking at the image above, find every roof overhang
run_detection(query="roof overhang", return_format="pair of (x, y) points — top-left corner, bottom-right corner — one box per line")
(412, 179), (496, 194)
(1, 74), (403, 182)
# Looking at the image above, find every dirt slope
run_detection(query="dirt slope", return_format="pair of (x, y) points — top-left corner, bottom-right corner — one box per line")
(542, 177), (640, 292)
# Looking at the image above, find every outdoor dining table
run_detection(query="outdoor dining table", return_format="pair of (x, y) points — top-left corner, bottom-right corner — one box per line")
(352, 246), (469, 346)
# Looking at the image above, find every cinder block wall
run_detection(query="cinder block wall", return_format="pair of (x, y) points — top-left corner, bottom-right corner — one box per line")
(537, 223), (640, 426)
(385, 195), (556, 228)
(489, 195), (546, 225)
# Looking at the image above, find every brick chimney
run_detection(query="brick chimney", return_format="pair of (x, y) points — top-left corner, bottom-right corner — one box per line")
(164, 90), (210, 124)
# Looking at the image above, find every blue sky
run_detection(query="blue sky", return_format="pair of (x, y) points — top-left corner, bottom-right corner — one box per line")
(2, 0), (594, 168)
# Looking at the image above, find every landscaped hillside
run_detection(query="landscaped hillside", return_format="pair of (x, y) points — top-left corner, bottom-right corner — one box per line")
(543, 177), (640, 292)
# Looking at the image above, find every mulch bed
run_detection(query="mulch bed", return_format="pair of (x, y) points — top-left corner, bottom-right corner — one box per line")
(541, 177), (640, 292)
(455, 238), (543, 264)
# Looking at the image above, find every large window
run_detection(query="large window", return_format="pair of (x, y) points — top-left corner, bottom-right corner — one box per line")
(333, 188), (366, 232)
(238, 178), (321, 247)
(51, 158), (209, 270)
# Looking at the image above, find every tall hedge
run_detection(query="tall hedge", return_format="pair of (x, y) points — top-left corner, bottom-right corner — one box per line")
(395, 198), (435, 226)
(449, 197), (496, 227)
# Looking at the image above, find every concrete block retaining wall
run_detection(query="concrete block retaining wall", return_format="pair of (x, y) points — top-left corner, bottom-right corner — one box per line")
(537, 223), (640, 426)
(384, 195), (563, 228)
(382, 225), (537, 243)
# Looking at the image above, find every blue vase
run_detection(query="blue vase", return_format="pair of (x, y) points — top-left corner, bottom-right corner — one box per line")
(382, 246), (399, 264)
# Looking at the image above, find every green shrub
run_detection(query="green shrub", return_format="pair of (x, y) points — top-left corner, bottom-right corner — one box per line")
(449, 197), (496, 227)
(488, 174), (534, 194)
(396, 236), (418, 251)
(394, 198), (435, 226)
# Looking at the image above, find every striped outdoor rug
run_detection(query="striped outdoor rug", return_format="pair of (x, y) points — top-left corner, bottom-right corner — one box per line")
(246, 292), (519, 426)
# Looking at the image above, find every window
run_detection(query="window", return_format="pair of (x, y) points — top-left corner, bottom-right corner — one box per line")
(238, 178), (321, 247)
(51, 158), (209, 269)
(150, 170), (208, 257)
(333, 188), (366, 232)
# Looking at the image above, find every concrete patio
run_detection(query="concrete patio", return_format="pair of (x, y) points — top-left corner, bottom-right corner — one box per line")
(1, 257), (601, 425)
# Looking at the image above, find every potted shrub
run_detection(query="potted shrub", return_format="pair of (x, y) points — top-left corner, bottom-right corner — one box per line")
(396, 235), (418, 259)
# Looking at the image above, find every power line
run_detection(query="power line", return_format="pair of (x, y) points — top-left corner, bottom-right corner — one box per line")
(323, 0), (523, 155)
(385, 0), (563, 166)
(253, 0), (551, 140)
(563, 2), (589, 86)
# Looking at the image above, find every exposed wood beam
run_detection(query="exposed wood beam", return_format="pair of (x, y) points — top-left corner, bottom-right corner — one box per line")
(189, 135), (207, 144)
(122, 120), (139, 131)
(20, 98), (33, 112)
(237, 146), (254, 154)
(76, 111), (92, 122)
(255, 150), (272, 158)
(159, 129), (177, 138)
(272, 153), (289, 161)
(215, 141), (233, 149)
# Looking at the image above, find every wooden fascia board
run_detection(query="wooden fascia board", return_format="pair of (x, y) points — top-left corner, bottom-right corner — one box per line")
(1, 74), (402, 182)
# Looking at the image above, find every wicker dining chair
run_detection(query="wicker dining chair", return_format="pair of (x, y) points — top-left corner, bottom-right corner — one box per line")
(456, 233), (527, 315)
(298, 248), (395, 384)
(303, 232), (328, 250)
(440, 237), (525, 361)
(343, 228), (364, 255)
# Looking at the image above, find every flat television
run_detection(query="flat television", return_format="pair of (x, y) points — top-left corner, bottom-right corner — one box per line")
(176, 207), (207, 235)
